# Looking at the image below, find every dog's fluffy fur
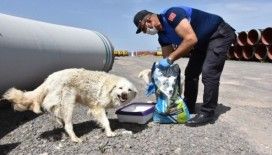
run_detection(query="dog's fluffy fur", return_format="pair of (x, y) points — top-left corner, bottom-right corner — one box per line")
(3, 68), (137, 142)
(3, 85), (46, 114)
(138, 69), (152, 84)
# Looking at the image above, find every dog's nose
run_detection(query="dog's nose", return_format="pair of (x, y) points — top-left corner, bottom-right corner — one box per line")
(121, 93), (128, 100)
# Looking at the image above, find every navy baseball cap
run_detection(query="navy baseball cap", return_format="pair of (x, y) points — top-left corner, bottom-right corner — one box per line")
(133, 10), (152, 34)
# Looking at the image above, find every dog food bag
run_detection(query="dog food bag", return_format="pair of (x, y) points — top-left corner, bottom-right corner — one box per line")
(146, 62), (190, 124)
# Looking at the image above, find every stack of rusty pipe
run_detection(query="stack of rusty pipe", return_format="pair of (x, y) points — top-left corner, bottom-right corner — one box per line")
(228, 27), (272, 62)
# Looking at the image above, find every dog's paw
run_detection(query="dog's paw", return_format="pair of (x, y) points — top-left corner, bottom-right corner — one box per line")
(106, 131), (117, 137)
(71, 137), (83, 143)
(33, 109), (43, 114)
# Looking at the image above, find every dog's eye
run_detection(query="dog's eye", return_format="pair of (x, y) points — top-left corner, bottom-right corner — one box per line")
(119, 87), (123, 89)
(128, 89), (132, 92)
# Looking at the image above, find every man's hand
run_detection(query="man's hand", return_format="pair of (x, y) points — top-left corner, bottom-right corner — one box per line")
(158, 58), (172, 70)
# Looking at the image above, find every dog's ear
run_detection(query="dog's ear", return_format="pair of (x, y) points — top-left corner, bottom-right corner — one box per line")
(99, 79), (117, 98)
(97, 83), (116, 106)
(138, 69), (151, 84)
(107, 85), (116, 94)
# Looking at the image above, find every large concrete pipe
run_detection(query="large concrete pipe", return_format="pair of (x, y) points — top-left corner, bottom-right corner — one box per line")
(261, 27), (272, 45)
(0, 13), (114, 95)
(247, 29), (262, 45)
(242, 45), (255, 60)
(233, 45), (243, 60)
(237, 31), (248, 46)
(254, 44), (267, 61)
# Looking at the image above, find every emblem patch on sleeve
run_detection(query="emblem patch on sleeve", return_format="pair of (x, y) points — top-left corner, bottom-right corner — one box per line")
(168, 12), (176, 22)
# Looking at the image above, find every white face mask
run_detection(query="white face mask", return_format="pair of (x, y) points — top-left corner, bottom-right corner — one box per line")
(146, 27), (158, 35)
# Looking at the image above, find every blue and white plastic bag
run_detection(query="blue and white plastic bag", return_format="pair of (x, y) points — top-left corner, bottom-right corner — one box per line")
(146, 62), (190, 124)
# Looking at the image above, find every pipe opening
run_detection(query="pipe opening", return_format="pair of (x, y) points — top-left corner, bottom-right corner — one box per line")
(261, 27), (272, 45)
(255, 44), (267, 60)
(237, 31), (247, 46)
(227, 46), (235, 59)
(242, 46), (254, 60)
(234, 46), (243, 59)
(247, 29), (261, 45)
(267, 46), (272, 60)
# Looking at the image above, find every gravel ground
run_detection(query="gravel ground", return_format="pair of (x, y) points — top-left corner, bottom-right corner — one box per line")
(1, 56), (272, 155)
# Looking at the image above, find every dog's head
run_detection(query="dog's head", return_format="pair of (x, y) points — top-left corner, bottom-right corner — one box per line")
(138, 69), (151, 84)
(110, 78), (137, 106)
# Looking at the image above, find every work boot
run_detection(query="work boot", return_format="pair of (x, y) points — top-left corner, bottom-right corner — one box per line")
(185, 112), (214, 127)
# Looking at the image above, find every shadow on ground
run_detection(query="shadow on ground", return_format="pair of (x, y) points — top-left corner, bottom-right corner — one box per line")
(109, 119), (148, 133)
(0, 142), (21, 155)
(0, 100), (39, 139)
(39, 119), (148, 141)
(39, 120), (99, 141)
(195, 102), (231, 123)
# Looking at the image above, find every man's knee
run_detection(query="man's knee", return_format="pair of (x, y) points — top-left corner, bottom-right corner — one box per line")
(185, 75), (199, 84)
(202, 68), (220, 86)
(185, 68), (200, 82)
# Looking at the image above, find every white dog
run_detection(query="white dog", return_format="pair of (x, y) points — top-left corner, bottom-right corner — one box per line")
(3, 68), (137, 142)
(138, 69), (152, 84)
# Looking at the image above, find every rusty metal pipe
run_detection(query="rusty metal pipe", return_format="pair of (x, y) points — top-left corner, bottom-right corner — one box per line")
(227, 45), (235, 60)
(254, 44), (267, 61)
(242, 45), (255, 60)
(233, 45), (243, 60)
(261, 27), (272, 45)
(267, 45), (272, 61)
(247, 29), (262, 45)
(237, 31), (248, 46)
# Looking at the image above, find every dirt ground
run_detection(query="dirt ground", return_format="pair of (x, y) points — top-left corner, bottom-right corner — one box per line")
(0, 56), (272, 154)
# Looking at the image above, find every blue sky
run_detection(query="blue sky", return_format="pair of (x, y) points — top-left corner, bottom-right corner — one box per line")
(0, 0), (271, 51)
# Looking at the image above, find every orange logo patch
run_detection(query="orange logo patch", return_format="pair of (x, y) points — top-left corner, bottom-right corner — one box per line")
(168, 12), (176, 21)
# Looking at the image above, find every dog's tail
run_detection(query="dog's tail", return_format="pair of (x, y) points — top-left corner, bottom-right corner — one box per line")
(2, 82), (47, 113)
(3, 87), (24, 103)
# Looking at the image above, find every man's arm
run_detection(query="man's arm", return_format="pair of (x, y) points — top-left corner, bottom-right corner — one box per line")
(161, 45), (174, 58)
(168, 18), (197, 62)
